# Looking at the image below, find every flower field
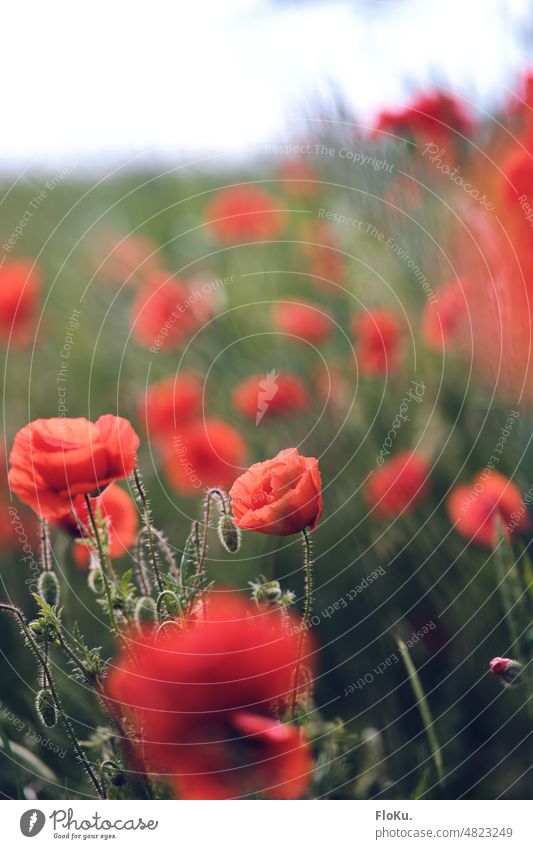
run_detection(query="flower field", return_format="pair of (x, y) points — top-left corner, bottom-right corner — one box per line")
(1, 83), (533, 800)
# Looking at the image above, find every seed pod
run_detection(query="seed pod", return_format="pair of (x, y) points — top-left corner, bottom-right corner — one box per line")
(110, 769), (125, 787)
(134, 596), (158, 629)
(217, 514), (241, 553)
(37, 571), (60, 606)
(88, 568), (104, 594)
(35, 688), (57, 728)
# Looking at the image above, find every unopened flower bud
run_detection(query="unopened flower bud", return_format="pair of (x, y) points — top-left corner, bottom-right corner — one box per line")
(134, 596), (158, 629)
(37, 571), (60, 606)
(489, 656), (522, 686)
(217, 514), (241, 553)
(88, 568), (104, 594)
(251, 579), (283, 605)
(35, 688), (57, 727)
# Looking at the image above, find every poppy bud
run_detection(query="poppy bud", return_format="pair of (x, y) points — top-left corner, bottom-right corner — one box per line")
(88, 568), (104, 595)
(134, 596), (158, 629)
(251, 579), (283, 605)
(489, 656), (522, 686)
(217, 514), (241, 553)
(37, 571), (60, 606)
(35, 688), (57, 727)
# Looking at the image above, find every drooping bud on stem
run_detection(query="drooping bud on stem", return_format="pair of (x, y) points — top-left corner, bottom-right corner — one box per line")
(217, 514), (241, 553)
(38, 571), (60, 606)
(489, 656), (523, 686)
(35, 688), (57, 727)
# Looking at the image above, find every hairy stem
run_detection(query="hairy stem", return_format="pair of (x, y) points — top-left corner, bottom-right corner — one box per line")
(290, 529), (314, 720)
(134, 468), (164, 593)
(0, 603), (104, 798)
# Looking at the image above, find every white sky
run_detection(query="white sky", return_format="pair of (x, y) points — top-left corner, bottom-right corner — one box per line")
(1, 0), (532, 170)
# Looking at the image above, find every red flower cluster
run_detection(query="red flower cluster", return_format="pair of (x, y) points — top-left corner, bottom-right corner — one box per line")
(205, 186), (285, 243)
(447, 471), (529, 548)
(376, 90), (472, 144)
(232, 373), (309, 422)
(58, 483), (139, 567)
(352, 308), (404, 374)
(364, 451), (430, 519)
(230, 447), (322, 536)
(8, 415), (140, 520)
(164, 418), (247, 494)
(107, 595), (314, 799)
(0, 260), (42, 346)
(138, 374), (202, 439)
(422, 279), (471, 350)
(130, 271), (211, 350)
(272, 301), (334, 345)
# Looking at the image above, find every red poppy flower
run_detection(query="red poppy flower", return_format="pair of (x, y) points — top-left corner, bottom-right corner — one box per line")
(163, 418), (247, 494)
(0, 260), (41, 345)
(138, 374), (202, 440)
(205, 186), (285, 243)
(352, 308), (404, 374)
(299, 220), (346, 293)
(364, 451), (430, 519)
(130, 271), (210, 350)
(273, 301), (334, 345)
(232, 373), (309, 423)
(375, 90), (471, 143)
(230, 447), (322, 536)
(58, 483), (139, 567)
(277, 158), (319, 197)
(89, 230), (160, 286)
(107, 594), (313, 799)
(8, 415), (140, 521)
(422, 279), (471, 349)
(447, 471), (529, 548)
(501, 140), (533, 205)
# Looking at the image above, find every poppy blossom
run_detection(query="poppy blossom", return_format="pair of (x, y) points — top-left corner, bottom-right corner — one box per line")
(232, 373), (309, 423)
(273, 301), (334, 345)
(375, 90), (471, 144)
(364, 451), (430, 519)
(89, 230), (160, 286)
(230, 447), (322, 536)
(447, 471), (529, 548)
(138, 374), (202, 440)
(277, 158), (319, 197)
(58, 483), (139, 567)
(107, 594), (314, 799)
(299, 220), (346, 293)
(205, 185), (285, 243)
(501, 141), (533, 205)
(422, 279), (471, 350)
(8, 415), (140, 521)
(130, 271), (210, 350)
(164, 418), (247, 494)
(352, 308), (404, 374)
(0, 260), (41, 345)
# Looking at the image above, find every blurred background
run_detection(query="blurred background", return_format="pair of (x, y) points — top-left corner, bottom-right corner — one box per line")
(1, 0), (533, 802)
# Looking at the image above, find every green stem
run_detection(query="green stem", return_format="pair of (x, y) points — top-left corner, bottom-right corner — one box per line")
(0, 603), (104, 798)
(84, 495), (120, 636)
(396, 636), (444, 787)
(290, 529), (314, 720)
(134, 469), (164, 593)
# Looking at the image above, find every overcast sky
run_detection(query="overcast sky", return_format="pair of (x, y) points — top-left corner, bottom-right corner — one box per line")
(1, 0), (532, 170)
